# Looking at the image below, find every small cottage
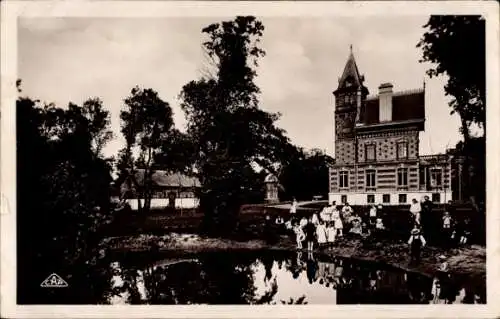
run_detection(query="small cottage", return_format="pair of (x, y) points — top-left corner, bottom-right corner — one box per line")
(116, 169), (201, 210)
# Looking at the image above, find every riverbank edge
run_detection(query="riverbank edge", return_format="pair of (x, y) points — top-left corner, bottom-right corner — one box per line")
(101, 234), (486, 288)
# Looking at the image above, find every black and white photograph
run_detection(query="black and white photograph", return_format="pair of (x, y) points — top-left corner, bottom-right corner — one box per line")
(1, 1), (499, 318)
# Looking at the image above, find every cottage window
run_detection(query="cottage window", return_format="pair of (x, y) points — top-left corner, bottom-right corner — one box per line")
(366, 144), (376, 162)
(397, 168), (408, 186)
(366, 169), (376, 187)
(397, 142), (408, 159)
(339, 171), (349, 188)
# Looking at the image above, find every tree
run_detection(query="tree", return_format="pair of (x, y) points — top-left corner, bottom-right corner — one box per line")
(417, 15), (485, 142)
(417, 16), (486, 205)
(119, 86), (181, 213)
(280, 148), (334, 201)
(16, 83), (114, 303)
(179, 16), (293, 235)
(80, 98), (114, 157)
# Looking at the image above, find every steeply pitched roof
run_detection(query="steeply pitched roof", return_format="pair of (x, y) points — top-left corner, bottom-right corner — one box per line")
(338, 49), (364, 89)
(133, 169), (201, 188)
(358, 89), (425, 128)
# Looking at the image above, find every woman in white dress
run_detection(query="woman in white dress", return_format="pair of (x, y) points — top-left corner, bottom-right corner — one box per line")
(290, 198), (298, 215)
(311, 211), (320, 226)
(326, 221), (337, 249)
(316, 220), (327, 247)
(332, 206), (343, 237)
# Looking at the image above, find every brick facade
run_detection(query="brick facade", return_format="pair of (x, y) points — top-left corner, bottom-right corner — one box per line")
(328, 50), (452, 205)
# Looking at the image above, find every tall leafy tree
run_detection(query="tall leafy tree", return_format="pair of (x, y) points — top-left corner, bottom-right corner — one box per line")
(179, 16), (293, 235)
(280, 148), (334, 201)
(16, 82), (114, 303)
(417, 15), (485, 141)
(119, 86), (182, 213)
(417, 15), (486, 205)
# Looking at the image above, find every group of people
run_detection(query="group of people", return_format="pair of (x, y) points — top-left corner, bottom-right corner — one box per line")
(280, 199), (386, 252)
(275, 196), (475, 266)
(407, 196), (474, 264)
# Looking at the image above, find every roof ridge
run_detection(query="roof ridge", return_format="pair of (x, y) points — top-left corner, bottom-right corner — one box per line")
(366, 87), (424, 101)
(393, 88), (424, 97)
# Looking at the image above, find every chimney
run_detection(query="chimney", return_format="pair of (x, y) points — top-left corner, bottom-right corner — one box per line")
(378, 82), (393, 122)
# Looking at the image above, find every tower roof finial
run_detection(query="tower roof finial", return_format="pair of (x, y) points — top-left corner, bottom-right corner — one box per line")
(350, 44), (353, 53)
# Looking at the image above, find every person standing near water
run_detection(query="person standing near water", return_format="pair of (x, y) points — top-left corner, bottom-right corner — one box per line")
(290, 198), (298, 215)
(316, 220), (327, 248)
(326, 221), (337, 249)
(410, 199), (422, 226)
(294, 221), (305, 250)
(304, 217), (316, 252)
(408, 225), (426, 265)
(369, 204), (378, 227)
(332, 206), (344, 237)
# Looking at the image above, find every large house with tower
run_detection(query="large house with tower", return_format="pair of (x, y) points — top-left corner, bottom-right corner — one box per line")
(328, 49), (453, 206)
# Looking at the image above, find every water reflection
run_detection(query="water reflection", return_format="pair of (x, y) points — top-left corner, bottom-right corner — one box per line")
(106, 251), (485, 305)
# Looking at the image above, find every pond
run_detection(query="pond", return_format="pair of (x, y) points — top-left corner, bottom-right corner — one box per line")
(106, 250), (485, 305)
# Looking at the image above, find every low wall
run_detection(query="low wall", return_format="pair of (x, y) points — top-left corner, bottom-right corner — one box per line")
(126, 198), (199, 210)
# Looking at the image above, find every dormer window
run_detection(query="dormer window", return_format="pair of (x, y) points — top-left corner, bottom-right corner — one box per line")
(366, 144), (376, 161)
(397, 142), (408, 159)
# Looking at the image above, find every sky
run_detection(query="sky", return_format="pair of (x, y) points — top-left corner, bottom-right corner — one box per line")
(18, 16), (463, 160)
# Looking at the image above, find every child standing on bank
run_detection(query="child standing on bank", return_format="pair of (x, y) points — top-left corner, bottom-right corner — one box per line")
(460, 218), (472, 245)
(332, 206), (344, 237)
(369, 204), (378, 227)
(442, 211), (452, 247)
(294, 222), (306, 250)
(408, 226), (427, 265)
(316, 220), (327, 248)
(304, 217), (316, 252)
(326, 221), (337, 249)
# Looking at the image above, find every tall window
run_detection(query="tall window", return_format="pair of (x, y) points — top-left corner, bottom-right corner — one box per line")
(430, 168), (443, 187)
(366, 144), (376, 162)
(419, 166), (427, 186)
(397, 168), (408, 186)
(339, 171), (349, 188)
(366, 169), (376, 188)
(397, 142), (408, 159)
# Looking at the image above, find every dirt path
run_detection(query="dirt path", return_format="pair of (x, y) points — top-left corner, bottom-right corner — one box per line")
(265, 200), (324, 210)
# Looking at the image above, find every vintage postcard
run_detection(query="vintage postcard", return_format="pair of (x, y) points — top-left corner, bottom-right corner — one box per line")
(1, 1), (499, 318)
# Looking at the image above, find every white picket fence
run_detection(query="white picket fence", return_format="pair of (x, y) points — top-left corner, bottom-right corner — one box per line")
(126, 198), (199, 210)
